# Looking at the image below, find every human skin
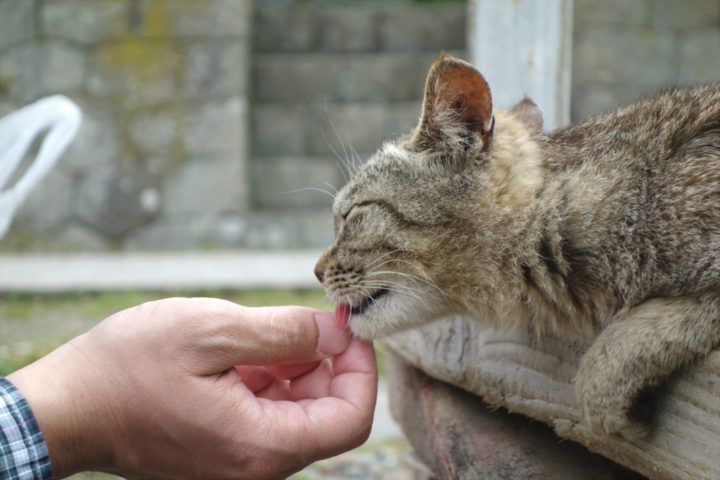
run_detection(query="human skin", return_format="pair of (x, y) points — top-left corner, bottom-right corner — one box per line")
(7, 297), (377, 479)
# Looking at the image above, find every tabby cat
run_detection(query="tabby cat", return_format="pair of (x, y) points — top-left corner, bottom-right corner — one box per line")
(314, 54), (720, 440)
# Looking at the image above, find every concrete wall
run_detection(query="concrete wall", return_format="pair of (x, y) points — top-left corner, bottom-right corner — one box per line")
(0, 0), (252, 252)
(250, 1), (467, 248)
(572, 0), (720, 122)
(0, 0), (466, 252)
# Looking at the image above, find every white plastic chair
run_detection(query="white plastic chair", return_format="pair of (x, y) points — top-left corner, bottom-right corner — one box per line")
(0, 95), (82, 238)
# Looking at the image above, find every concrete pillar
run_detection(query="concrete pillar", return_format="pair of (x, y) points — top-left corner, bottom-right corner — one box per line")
(468, 0), (573, 130)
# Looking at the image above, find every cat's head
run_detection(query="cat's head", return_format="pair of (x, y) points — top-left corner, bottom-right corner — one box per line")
(314, 55), (544, 339)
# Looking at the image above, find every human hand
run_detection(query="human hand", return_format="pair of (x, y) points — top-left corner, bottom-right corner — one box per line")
(7, 298), (377, 479)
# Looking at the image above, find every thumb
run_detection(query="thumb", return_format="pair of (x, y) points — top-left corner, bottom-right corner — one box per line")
(196, 305), (351, 373)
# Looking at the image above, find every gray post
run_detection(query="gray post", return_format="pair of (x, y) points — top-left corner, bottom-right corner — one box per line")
(468, 0), (573, 130)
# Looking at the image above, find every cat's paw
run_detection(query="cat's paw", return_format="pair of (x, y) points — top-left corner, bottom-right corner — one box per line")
(575, 377), (651, 440)
(575, 360), (652, 440)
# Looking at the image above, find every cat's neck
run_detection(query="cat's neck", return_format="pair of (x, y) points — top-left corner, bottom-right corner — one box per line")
(458, 114), (610, 335)
(480, 110), (545, 208)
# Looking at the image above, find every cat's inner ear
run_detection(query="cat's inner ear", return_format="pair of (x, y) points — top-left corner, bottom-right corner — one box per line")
(510, 96), (544, 133)
(414, 55), (494, 153)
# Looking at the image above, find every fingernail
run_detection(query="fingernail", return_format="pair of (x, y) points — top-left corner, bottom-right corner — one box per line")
(315, 311), (350, 355)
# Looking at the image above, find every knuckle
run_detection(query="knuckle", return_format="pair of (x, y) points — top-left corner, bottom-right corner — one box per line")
(266, 307), (316, 346)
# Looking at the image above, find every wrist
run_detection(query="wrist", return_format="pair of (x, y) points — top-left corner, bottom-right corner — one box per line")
(7, 336), (118, 477)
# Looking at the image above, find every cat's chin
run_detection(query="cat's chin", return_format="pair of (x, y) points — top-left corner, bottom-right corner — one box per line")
(342, 290), (448, 340)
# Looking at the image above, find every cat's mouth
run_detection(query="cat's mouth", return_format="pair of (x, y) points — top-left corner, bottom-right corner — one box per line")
(350, 288), (389, 315)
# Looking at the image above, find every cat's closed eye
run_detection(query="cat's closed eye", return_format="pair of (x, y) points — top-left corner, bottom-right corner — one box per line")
(347, 212), (365, 226)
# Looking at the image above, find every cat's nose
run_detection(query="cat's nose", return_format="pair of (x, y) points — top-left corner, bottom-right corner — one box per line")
(314, 250), (331, 284)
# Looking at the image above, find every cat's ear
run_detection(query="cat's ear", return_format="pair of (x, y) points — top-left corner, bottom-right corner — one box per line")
(413, 55), (494, 154)
(510, 96), (544, 133)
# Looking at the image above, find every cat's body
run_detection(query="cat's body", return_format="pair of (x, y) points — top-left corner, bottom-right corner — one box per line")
(314, 55), (720, 439)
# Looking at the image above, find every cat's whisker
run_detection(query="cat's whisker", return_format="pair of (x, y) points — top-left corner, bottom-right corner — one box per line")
(371, 260), (442, 291)
(385, 283), (431, 310)
(309, 286), (332, 308)
(348, 143), (364, 176)
(351, 287), (380, 314)
(363, 281), (426, 301)
(320, 120), (351, 184)
(361, 278), (420, 293)
(365, 270), (441, 293)
(322, 102), (360, 181)
(368, 274), (451, 311)
(366, 257), (425, 275)
(363, 249), (410, 270)
(364, 286), (428, 308)
(366, 265), (448, 298)
(325, 139), (351, 183)
(321, 181), (338, 197)
(343, 294), (354, 323)
(310, 297), (334, 310)
(360, 279), (431, 310)
(283, 186), (336, 199)
(356, 287), (375, 301)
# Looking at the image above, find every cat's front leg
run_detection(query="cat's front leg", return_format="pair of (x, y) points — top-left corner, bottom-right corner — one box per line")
(575, 294), (720, 439)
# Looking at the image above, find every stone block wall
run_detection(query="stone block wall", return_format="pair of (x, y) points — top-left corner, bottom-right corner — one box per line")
(0, 0), (467, 252)
(249, 0), (467, 248)
(2, 1), (720, 252)
(0, 0), (252, 251)
(572, 0), (720, 122)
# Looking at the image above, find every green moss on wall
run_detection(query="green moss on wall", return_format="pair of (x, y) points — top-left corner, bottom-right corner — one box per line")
(98, 0), (183, 88)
